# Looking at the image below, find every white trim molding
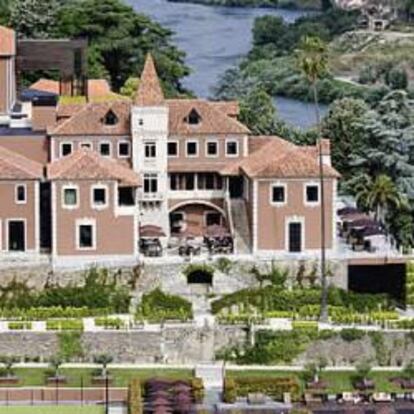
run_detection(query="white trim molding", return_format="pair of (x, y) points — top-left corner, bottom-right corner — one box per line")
(75, 218), (97, 251)
(225, 138), (239, 158)
(185, 140), (199, 158)
(205, 139), (219, 158)
(59, 141), (73, 158)
(252, 179), (258, 254)
(269, 182), (287, 207)
(304, 181), (320, 207)
(167, 140), (179, 158)
(34, 181), (40, 253)
(90, 184), (109, 210)
(285, 215), (305, 254)
(15, 183), (27, 204)
(61, 184), (79, 210)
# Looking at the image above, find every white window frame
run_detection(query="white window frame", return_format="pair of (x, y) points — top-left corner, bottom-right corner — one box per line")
(59, 141), (73, 158)
(186, 140), (199, 158)
(118, 140), (131, 158)
(205, 139), (219, 158)
(269, 182), (287, 207)
(143, 173), (158, 194)
(76, 218), (96, 251)
(144, 141), (157, 159)
(15, 183), (27, 204)
(285, 216), (305, 254)
(62, 185), (79, 210)
(99, 141), (112, 158)
(304, 182), (320, 207)
(225, 139), (239, 157)
(80, 141), (92, 150)
(5, 218), (27, 252)
(167, 140), (179, 158)
(91, 184), (109, 210)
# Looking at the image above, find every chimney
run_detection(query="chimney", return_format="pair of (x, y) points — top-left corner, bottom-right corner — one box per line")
(319, 138), (331, 166)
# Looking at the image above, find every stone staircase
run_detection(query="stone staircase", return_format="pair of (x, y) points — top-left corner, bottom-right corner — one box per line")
(229, 198), (251, 254)
(195, 362), (224, 388)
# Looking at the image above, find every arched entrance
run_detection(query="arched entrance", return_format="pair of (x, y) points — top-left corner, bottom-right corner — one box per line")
(169, 201), (227, 237)
(186, 268), (213, 285)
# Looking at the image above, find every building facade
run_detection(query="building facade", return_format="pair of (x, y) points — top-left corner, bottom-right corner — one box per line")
(0, 26), (340, 268)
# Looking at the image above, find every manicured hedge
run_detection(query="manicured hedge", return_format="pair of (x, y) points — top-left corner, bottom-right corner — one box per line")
(46, 319), (84, 331)
(136, 288), (193, 322)
(8, 321), (32, 330)
(223, 377), (237, 403)
(227, 376), (300, 400)
(212, 287), (392, 316)
(95, 317), (125, 330)
(406, 261), (414, 306)
(191, 377), (205, 403)
(0, 306), (109, 321)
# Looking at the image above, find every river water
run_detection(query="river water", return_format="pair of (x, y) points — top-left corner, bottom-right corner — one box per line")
(128, 0), (328, 128)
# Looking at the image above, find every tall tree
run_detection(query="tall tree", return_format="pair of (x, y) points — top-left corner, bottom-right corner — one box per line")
(355, 174), (407, 223)
(0, 0), (11, 25)
(322, 98), (369, 180)
(9, 0), (59, 38)
(296, 35), (329, 322)
(56, 0), (189, 92)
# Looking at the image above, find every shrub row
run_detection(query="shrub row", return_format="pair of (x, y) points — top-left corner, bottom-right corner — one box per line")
(191, 377), (204, 404)
(95, 317), (125, 330)
(211, 287), (392, 315)
(136, 288), (193, 322)
(0, 306), (109, 321)
(8, 321), (32, 330)
(46, 319), (84, 331)
(225, 377), (300, 401)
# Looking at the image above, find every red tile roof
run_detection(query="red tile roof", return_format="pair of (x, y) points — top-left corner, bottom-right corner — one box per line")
(166, 99), (249, 135)
(134, 54), (164, 106)
(49, 100), (131, 136)
(0, 146), (43, 179)
(30, 79), (112, 98)
(47, 149), (140, 186)
(0, 26), (15, 56)
(222, 136), (340, 179)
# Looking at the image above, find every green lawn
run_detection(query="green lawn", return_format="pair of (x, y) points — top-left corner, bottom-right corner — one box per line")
(8, 368), (192, 387)
(228, 370), (403, 394)
(0, 407), (103, 414)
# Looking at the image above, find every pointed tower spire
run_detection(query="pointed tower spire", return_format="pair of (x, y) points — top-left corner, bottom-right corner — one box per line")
(134, 53), (164, 106)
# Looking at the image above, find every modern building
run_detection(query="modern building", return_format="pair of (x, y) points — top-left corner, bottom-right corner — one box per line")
(0, 25), (340, 268)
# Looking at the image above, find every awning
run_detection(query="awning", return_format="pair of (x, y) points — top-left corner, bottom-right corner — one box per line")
(139, 225), (166, 238)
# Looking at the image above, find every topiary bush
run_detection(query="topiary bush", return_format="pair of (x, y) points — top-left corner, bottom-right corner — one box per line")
(339, 328), (365, 342)
(128, 378), (143, 414)
(223, 377), (237, 403)
(191, 377), (205, 403)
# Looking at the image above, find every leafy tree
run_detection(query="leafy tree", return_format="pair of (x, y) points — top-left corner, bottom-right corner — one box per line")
(9, 0), (60, 38)
(296, 35), (329, 322)
(0, 356), (19, 378)
(351, 91), (414, 199)
(354, 174), (406, 223)
(322, 98), (369, 180)
(355, 360), (372, 383)
(0, 0), (11, 25)
(385, 66), (408, 90)
(93, 354), (113, 378)
(239, 87), (277, 134)
(56, 0), (189, 92)
(403, 359), (414, 379)
(120, 77), (140, 99)
(49, 355), (63, 378)
(388, 208), (414, 250)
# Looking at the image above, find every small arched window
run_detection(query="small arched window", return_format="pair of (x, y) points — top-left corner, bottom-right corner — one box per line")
(103, 110), (118, 126)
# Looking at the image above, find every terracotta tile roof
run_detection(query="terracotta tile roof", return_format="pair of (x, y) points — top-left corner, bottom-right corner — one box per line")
(0, 26), (15, 56)
(47, 149), (140, 186)
(56, 103), (86, 119)
(30, 79), (112, 98)
(49, 100), (131, 135)
(0, 146), (43, 180)
(222, 136), (340, 179)
(166, 99), (249, 135)
(134, 53), (164, 106)
(211, 101), (240, 117)
(168, 161), (229, 173)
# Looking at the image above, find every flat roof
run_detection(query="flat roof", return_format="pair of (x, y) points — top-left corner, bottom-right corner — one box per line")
(0, 127), (45, 137)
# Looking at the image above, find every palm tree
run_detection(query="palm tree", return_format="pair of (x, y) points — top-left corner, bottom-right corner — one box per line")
(296, 36), (329, 322)
(355, 174), (406, 223)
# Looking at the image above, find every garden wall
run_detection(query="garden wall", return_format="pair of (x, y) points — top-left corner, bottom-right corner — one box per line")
(0, 326), (246, 363)
(0, 258), (348, 293)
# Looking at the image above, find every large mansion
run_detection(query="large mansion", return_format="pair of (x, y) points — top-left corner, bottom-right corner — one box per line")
(0, 26), (340, 268)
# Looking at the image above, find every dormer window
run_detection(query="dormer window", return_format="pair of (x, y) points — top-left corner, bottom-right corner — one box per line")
(185, 109), (201, 125)
(103, 110), (118, 126)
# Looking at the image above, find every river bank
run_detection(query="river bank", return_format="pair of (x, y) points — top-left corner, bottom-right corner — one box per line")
(167, 0), (323, 11)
